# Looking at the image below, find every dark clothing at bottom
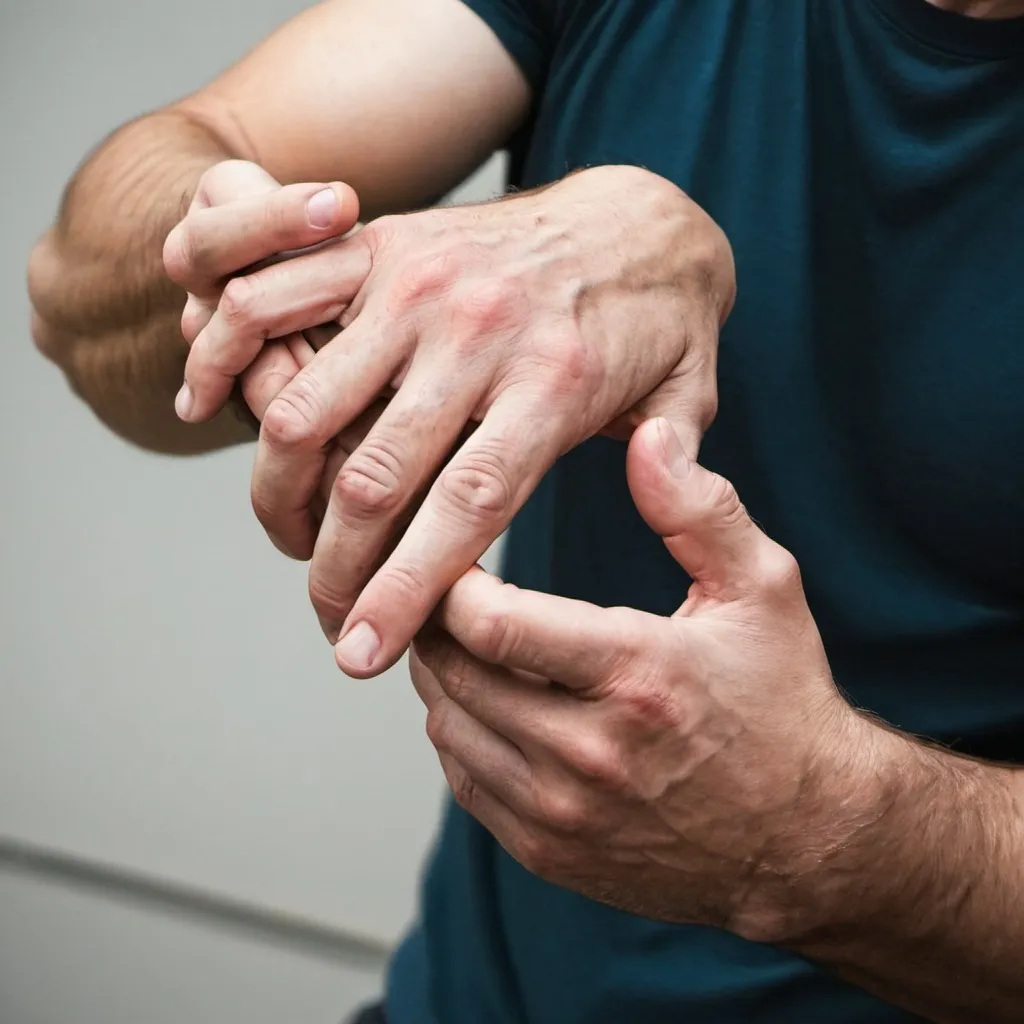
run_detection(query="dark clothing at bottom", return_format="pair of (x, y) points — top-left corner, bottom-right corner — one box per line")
(348, 1003), (387, 1024)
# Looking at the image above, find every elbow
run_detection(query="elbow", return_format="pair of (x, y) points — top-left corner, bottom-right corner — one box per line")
(27, 231), (74, 368)
(29, 308), (74, 374)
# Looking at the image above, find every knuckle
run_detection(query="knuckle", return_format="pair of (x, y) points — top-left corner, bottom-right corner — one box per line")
(530, 329), (603, 405)
(438, 654), (473, 706)
(437, 452), (513, 525)
(162, 222), (199, 283)
(361, 213), (400, 251)
(333, 442), (406, 518)
(702, 471), (745, 527)
(603, 604), (649, 643)
(699, 383), (720, 431)
(618, 681), (681, 733)
(425, 706), (452, 752)
(374, 563), (428, 609)
(393, 251), (457, 309)
(197, 159), (244, 196)
(448, 765), (478, 812)
(260, 377), (327, 450)
(547, 328), (595, 383)
(466, 607), (518, 664)
(686, 215), (737, 322)
(201, 333), (245, 377)
(450, 279), (521, 341)
(306, 575), (352, 632)
(537, 786), (589, 836)
(759, 544), (803, 596)
(565, 733), (629, 793)
(515, 831), (557, 878)
(180, 299), (206, 344)
(261, 397), (314, 450)
(219, 275), (262, 330)
(249, 485), (273, 530)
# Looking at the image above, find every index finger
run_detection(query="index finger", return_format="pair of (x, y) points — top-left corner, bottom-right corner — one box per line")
(436, 568), (655, 692)
(334, 391), (565, 677)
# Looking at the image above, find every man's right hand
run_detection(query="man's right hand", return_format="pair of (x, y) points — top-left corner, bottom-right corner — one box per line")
(162, 159), (361, 422)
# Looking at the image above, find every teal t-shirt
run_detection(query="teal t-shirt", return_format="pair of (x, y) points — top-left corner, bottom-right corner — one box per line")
(388, 3), (1024, 1021)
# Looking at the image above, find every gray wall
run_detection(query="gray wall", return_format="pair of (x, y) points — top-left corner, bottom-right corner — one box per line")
(0, 2), (506, 1020)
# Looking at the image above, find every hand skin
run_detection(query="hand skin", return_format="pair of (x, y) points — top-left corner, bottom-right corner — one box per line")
(27, 0), (528, 453)
(240, 327), (383, 525)
(180, 164), (734, 674)
(164, 162), (361, 425)
(410, 418), (1024, 1024)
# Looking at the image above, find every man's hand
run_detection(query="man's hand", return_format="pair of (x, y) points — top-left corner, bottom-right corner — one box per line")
(181, 165), (735, 675)
(409, 417), (873, 936)
(162, 159), (360, 422)
(239, 327), (385, 525)
(411, 418), (1024, 1023)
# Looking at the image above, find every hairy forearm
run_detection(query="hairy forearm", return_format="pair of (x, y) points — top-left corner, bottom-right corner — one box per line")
(29, 108), (251, 453)
(776, 721), (1024, 1023)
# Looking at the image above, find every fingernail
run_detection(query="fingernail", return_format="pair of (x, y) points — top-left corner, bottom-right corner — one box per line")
(175, 382), (194, 420)
(307, 187), (338, 229)
(336, 621), (381, 672)
(656, 418), (691, 478)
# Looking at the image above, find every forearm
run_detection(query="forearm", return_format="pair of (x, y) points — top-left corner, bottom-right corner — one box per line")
(771, 719), (1024, 1023)
(29, 108), (251, 453)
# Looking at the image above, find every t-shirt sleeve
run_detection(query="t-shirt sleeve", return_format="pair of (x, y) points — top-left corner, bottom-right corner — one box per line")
(459, 0), (552, 93)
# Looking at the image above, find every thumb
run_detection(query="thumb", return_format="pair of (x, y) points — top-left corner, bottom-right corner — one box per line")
(626, 418), (774, 601)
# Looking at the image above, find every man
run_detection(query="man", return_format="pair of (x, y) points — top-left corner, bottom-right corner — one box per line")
(28, 1), (1024, 1022)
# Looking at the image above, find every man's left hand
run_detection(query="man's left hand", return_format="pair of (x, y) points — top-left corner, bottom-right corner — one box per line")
(410, 417), (881, 939)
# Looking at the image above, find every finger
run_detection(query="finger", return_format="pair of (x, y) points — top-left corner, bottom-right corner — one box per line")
(413, 628), (581, 754)
(174, 163), (281, 383)
(251, 316), (411, 560)
(178, 168), (326, 349)
(436, 752), (528, 859)
(335, 391), (566, 677)
(286, 332), (317, 369)
(245, 369), (388, 536)
(630, 340), (719, 461)
(181, 294), (215, 347)
(437, 567), (655, 691)
(164, 181), (359, 296)
(306, 351), (483, 641)
(193, 159), (280, 208)
(179, 237), (371, 422)
(626, 418), (782, 601)
(239, 339), (305, 420)
(409, 648), (535, 812)
(240, 337), (385, 526)
(311, 400), (390, 525)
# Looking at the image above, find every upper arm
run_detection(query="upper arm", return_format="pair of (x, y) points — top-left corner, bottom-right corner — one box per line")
(177, 0), (533, 218)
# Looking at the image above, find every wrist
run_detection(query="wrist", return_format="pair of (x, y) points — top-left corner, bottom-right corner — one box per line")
(731, 705), (912, 946)
(551, 164), (736, 324)
(740, 708), (1024, 965)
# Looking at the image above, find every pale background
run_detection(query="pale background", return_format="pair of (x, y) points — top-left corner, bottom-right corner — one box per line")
(0, 2), (507, 1021)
